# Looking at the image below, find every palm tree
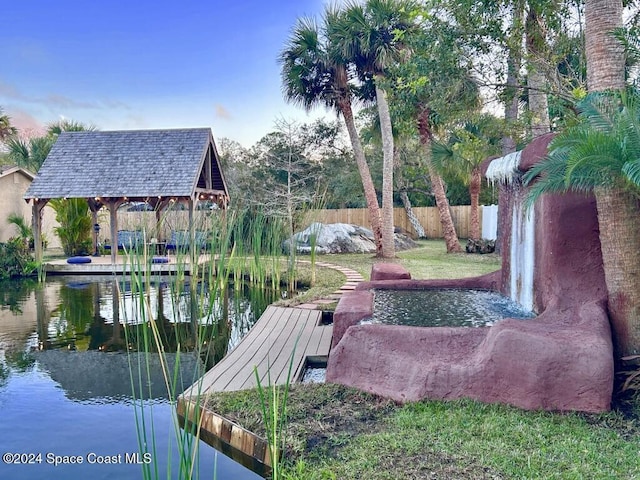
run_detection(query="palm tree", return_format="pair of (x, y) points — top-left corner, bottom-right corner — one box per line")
(47, 119), (96, 135)
(525, 87), (640, 356)
(416, 107), (464, 253)
(384, 14), (481, 253)
(526, 0), (640, 357)
(0, 107), (17, 141)
(5, 119), (95, 172)
(5, 135), (55, 172)
(280, 14), (384, 255)
(578, 0), (639, 358)
(432, 116), (502, 241)
(329, 0), (418, 258)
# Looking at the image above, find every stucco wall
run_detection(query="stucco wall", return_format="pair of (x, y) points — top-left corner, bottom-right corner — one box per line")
(0, 170), (61, 249)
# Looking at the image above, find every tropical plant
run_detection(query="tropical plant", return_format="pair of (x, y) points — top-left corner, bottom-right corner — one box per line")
(0, 238), (36, 279)
(280, 13), (384, 255)
(0, 106), (17, 141)
(329, 0), (419, 258)
(432, 116), (503, 240)
(524, 87), (640, 356)
(6, 213), (33, 249)
(49, 198), (93, 256)
(5, 119), (95, 172)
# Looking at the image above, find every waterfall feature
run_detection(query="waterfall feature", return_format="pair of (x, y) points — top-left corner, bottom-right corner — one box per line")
(485, 151), (536, 311)
(510, 183), (535, 311)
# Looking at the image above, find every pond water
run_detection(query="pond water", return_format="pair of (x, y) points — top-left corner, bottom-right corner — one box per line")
(365, 289), (535, 328)
(0, 275), (277, 480)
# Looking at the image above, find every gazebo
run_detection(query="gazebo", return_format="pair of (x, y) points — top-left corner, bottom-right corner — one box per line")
(24, 128), (229, 265)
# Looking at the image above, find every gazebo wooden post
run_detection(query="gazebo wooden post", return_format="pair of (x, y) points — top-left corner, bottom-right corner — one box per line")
(92, 209), (98, 255)
(110, 205), (118, 265)
(31, 199), (47, 265)
(105, 200), (119, 265)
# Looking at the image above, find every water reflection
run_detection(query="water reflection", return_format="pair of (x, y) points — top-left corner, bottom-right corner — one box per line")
(1, 276), (281, 402)
(18, 276), (277, 360)
(368, 288), (535, 327)
(0, 276), (272, 480)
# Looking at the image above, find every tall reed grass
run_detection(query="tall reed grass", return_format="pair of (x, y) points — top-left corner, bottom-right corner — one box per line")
(119, 205), (295, 479)
(253, 338), (298, 480)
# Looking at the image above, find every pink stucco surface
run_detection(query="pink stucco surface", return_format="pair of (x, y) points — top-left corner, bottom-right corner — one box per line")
(327, 135), (614, 412)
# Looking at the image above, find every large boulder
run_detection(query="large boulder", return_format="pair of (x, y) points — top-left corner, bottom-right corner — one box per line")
(285, 223), (417, 254)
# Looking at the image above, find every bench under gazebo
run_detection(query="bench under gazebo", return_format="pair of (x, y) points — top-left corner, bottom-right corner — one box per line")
(24, 128), (229, 267)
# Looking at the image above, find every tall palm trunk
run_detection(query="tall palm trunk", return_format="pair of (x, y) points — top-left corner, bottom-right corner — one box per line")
(339, 99), (383, 255)
(586, 0), (639, 355)
(418, 108), (462, 253)
(595, 187), (640, 356)
(399, 191), (425, 238)
(502, 0), (523, 155)
(469, 168), (482, 240)
(526, 6), (550, 137)
(375, 82), (396, 258)
(585, 0), (625, 92)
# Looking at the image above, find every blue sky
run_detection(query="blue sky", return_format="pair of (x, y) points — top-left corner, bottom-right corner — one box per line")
(1, 0), (331, 147)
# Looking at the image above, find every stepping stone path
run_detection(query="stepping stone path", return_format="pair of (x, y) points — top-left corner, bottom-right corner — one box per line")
(295, 261), (365, 310)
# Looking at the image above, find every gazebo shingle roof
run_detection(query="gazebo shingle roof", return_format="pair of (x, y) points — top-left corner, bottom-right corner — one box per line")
(24, 128), (227, 200)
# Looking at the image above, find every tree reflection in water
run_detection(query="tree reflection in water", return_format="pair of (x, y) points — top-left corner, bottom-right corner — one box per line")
(2, 276), (280, 371)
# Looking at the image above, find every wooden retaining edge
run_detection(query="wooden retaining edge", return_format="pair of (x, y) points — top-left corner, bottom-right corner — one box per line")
(177, 397), (273, 475)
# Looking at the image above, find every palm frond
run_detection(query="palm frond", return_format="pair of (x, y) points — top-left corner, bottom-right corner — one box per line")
(524, 152), (575, 209)
(47, 119), (96, 135)
(526, 88), (640, 205)
(6, 213), (32, 239)
(622, 159), (640, 187)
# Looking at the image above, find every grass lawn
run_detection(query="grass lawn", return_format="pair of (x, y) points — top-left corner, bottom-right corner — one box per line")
(282, 239), (501, 307)
(206, 240), (640, 479)
(314, 239), (501, 280)
(208, 384), (640, 480)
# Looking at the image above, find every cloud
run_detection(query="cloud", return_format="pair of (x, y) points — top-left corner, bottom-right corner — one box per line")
(0, 78), (131, 112)
(43, 93), (99, 109)
(214, 104), (232, 120)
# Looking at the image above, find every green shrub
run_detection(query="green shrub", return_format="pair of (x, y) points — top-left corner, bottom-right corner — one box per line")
(0, 238), (36, 279)
(49, 198), (92, 256)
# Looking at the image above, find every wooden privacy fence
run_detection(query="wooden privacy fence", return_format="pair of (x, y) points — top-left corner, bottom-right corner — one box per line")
(303, 206), (480, 239)
(107, 205), (491, 241)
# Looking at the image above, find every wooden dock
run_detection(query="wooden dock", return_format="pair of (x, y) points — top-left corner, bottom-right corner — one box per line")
(177, 262), (363, 471)
(44, 254), (211, 275)
(178, 305), (332, 470)
(184, 305), (331, 396)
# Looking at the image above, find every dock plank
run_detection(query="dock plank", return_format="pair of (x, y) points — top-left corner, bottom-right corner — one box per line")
(232, 308), (301, 390)
(202, 306), (289, 391)
(196, 306), (280, 391)
(187, 305), (331, 395)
